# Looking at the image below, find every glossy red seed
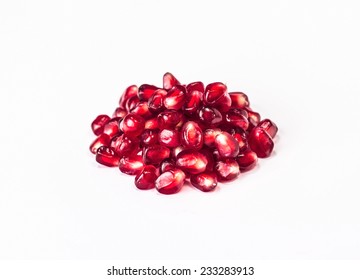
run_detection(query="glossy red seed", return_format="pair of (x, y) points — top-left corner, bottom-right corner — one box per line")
(171, 145), (186, 158)
(119, 85), (138, 109)
(224, 108), (249, 130)
(155, 168), (186, 195)
(148, 89), (167, 114)
(135, 165), (159, 190)
(198, 107), (223, 126)
(180, 121), (203, 150)
(163, 72), (180, 90)
(145, 117), (159, 130)
(138, 84), (159, 101)
(164, 85), (186, 110)
(95, 146), (120, 167)
(230, 128), (249, 153)
(237, 150), (258, 172)
(89, 134), (111, 154)
(190, 172), (217, 192)
(248, 127), (274, 158)
(160, 158), (176, 173)
(204, 82), (231, 112)
(119, 155), (144, 175)
(125, 95), (140, 112)
(215, 159), (240, 181)
(158, 129), (180, 148)
(200, 148), (215, 171)
(110, 134), (138, 157)
(119, 113), (145, 138)
(157, 110), (182, 129)
(130, 101), (152, 118)
(184, 82), (204, 115)
(258, 119), (278, 138)
(112, 107), (127, 118)
(140, 129), (159, 147)
(229, 92), (250, 109)
(91, 114), (111, 136)
(143, 145), (171, 165)
(103, 117), (121, 138)
(203, 128), (222, 148)
(215, 131), (240, 158)
(176, 149), (208, 174)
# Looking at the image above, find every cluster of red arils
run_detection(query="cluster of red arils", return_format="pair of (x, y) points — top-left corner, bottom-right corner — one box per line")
(89, 73), (278, 195)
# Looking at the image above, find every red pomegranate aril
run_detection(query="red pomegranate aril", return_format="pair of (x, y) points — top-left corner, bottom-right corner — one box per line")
(200, 148), (215, 171)
(103, 117), (121, 138)
(184, 82), (204, 115)
(90, 133), (111, 154)
(119, 113), (145, 138)
(204, 82), (231, 112)
(187, 81), (204, 94)
(215, 159), (240, 181)
(140, 129), (159, 147)
(258, 119), (278, 138)
(138, 84), (159, 101)
(229, 92), (250, 109)
(155, 168), (186, 195)
(215, 131), (240, 158)
(143, 145), (170, 165)
(157, 110), (182, 129)
(237, 150), (258, 172)
(145, 117), (159, 130)
(135, 165), (159, 190)
(246, 109), (261, 131)
(158, 129), (180, 148)
(112, 107), (127, 118)
(125, 95), (140, 112)
(190, 172), (217, 192)
(119, 85), (138, 109)
(180, 121), (204, 150)
(231, 129), (249, 153)
(176, 149), (208, 174)
(119, 155), (144, 175)
(110, 134), (138, 158)
(148, 89), (167, 114)
(198, 107), (223, 126)
(160, 158), (176, 173)
(91, 114), (111, 136)
(203, 128), (222, 148)
(248, 127), (274, 158)
(171, 145), (186, 158)
(163, 72), (180, 90)
(95, 146), (120, 167)
(130, 101), (152, 118)
(164, 85), (186, 110)
(224, 108), (249, 131)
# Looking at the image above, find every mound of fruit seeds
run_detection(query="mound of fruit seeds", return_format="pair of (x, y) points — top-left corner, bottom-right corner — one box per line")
(89, 73), (278, 194)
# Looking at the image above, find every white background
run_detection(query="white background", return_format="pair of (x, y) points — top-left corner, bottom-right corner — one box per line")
(1, 0), (360, 260)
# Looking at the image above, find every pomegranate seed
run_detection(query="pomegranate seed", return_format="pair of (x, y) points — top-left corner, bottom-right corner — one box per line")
(171, 145), (186, 158)
(198, 107), (223, 126)
(125, 95), (140, 112)
(138, 84), (159, 101)
(135, 165), (159, 190)
(110, 134), (138, 157)
(258, 119), (278, 138)
(119, 155), (144, 175)
(103, 117), (121, 138)
(237, 150), (258, 172)
(200, 148), (215, 171)
(230, 128), (249, 153)
(215, 131), (240, 158)
(158, 129), (180, 148)
(91, 114), (111, 136)
(157, 110), (182, 129)
(190, 172), (217, 192)
(119, 85), (138, 109)
(89, 134), (111, 154)
(176, 149), (208, 174)
(145, 117), (159, 130)
(155, 168), (186, 195)
(163, 72), (180, 90)
(130, 101), (152, 118)
(248, 127), (274, 158)
(148, 89), (167, 114)
(164, 85), (186, 110)
(184, 82), (204, 115)
(143, 145), (170, 165)
(224, 108), (249, 130)
(119, 113), (145, 138)
(140, 129), (159, 147)
(112, 107), (127, 118)
(96, 146), (120, 167)
(203, 128), (222, 148)
(187, 81), (204, 94)
(160, 158), (176, 173)
(229, 92), (249, 109)
(204, 82), (231, 112)
(180, 121), (203, 150)
(215, 159), (240, 181)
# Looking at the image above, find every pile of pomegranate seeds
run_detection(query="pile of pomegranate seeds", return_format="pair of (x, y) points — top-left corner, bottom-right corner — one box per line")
(90, 73), (278, 195)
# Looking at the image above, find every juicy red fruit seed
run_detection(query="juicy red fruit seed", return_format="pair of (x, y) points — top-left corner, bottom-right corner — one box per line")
(103, 117), (121, 138)
(163, 72), (180, 90)
(91, 114), (111, 136)
(204, 82), (231, 112)
(90, 134), (110, 154)
(143, 145), (170, 165)
(246, 108), (261, 130)
(180, 121), (203, 150)
(96, 146), (120, 167)
(248, 127), (274, 158)
(198, 107), (222, 126)
(119, 155), (144, 175)
(158, 129), (180, 148)
(119, 113), (145, 138)
(184, 82), (204, 115)
(113, 107), (127, 118)
(229, 92), (249, 109)
(215, 159), (240, 181)
(258, 119), (278, 138)
(203, 128), (222, 148)
(135, 165), (159, 190)
(130, 101), (152, 118)
(119, 85), (138, 109)
(176, 149), (208, 175)
(138, 84), (159, 101)
(140, 129), (159, 147)
(155, 168), (186, 195)
(215, 131), (240, 158)
(111, 134), (138, 157)
(148, 89), (167, 114)
(164, 85), (186, 110)
(125, 95), (140, 112)
(224, 108), (249, 131)
(237, 150), (258, 172)
(157, 110), (182, 129)
(190, 172), (217, 192)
